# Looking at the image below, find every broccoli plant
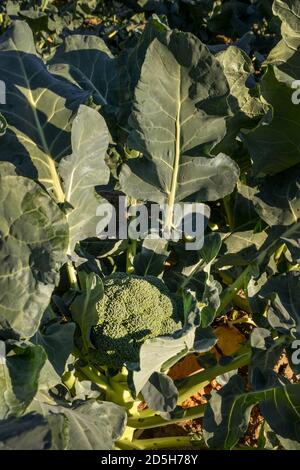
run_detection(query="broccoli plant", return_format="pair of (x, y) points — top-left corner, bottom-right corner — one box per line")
(61, 264), (251, 450)
(0, 0), (300, 451)
(90, 273), (182, 368)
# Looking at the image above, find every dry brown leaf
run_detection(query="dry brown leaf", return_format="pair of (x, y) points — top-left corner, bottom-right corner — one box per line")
(213, 325), (246, 358)
(168, 353), (202, 381)
(274, 353), (294, 381)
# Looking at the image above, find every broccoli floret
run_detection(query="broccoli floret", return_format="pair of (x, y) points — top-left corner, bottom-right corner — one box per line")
(90, 273), (182, 368)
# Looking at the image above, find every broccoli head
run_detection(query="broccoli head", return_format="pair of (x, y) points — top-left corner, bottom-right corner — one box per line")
(90, 273), (182, 368)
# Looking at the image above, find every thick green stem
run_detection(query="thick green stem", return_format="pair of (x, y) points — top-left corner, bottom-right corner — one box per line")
(127, 404), (205, 430)
(126, 239), (137, 273)
(41, 0), (50, 11)
(79, 365), (108, 393)
(223, 194), (234, 231)
(217, 264), (254, 315)
(62, 371), (76, 393)
(176, 346), (251, 403)
(126, 198), (138, 273)
(231, 294), (251, 313)
(288, 263), (300, 272)
(274, 243), (286, 262)
(116, 436), (202, 450)
(218, 271), (251, 313)
(66, 262), (78, 290)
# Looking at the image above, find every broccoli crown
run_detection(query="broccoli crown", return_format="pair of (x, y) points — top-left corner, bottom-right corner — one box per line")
(90, 273), (182, 368)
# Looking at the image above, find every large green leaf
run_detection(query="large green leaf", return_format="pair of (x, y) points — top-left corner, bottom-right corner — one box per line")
(252, 165), (300, 226)
(0, 395), (127, 450)
(267, 1), (300, 82)
(267, 31), (300, 83)
(0, 413), (53, 450)
(266, 221), (300, 264)
(117, 16), (169, 122)
(128, 318), (215, 398)
(141, 372), (178, 413)
(215, 45), (266, 154)
(120, 31), (239, 232)
(0, 342), (46, 419)
(216, 230), (268, 268)
(0, 21), (88, 203)
(59, 105), (110, 253)
(32, 322), (75, 376)
(0, 163), (68, 338)
(258, 272), (300, 339)
(273, 0), (300, 35)
(250, 328), (285, 388)
(204, 374), (300, 449)
(227, 167), (300, 234)
(244, 67), (300, 176)
(29, 395), (127, 450)
(50, 17), (169, 125)
(230, 181), (260, 231)
(217, 46), (265, 121)
(49, 34), (118, 108)
(129, 326), (196, 395)
(260, 378), (300, 450)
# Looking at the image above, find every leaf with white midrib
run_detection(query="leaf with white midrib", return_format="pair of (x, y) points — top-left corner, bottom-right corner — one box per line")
(29, 396), (126, 450)
(120, 32), (240, 222)
(49, 34), (116, 108)
(0, 21), (89, 203)
(59, 105), (110, 254)
(273, 0), (300, 35)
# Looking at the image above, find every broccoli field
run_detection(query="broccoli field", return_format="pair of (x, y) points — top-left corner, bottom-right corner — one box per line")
(0, 0), (300, 452)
